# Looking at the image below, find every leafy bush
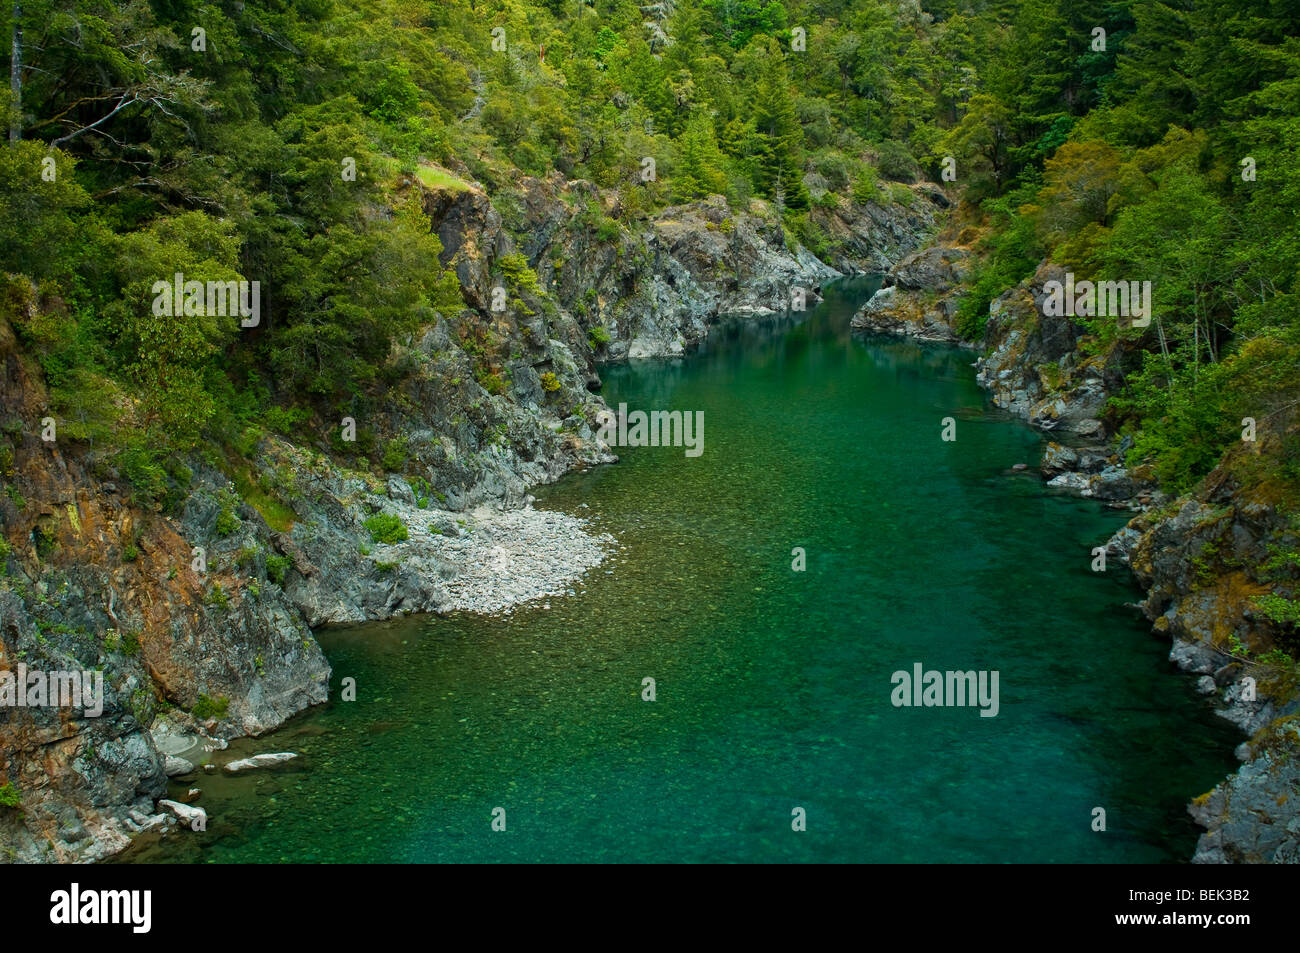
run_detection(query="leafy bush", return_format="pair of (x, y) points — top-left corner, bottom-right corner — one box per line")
(475, 366), (507, 395)
(363, 513), (409, 544)
(191, 693), (230, 721)
(381, 436), (409, 471)
(410, 476), (431, 508)
(215, 488), (241, 537)
(497, 253), (540, 295)
(875, 140), (920, 182)
(266, 554), (291, 585)
(850, 164), (880, 204)
(205, 583), (230, 609)
(0, 782), (20, 809)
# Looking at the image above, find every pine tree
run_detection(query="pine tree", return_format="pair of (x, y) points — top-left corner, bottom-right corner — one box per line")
(750, 39), (809, 209)
(674, 111), (729, 201)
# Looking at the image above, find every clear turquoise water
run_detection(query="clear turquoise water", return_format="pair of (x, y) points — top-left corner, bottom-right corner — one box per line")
(124, 277), (1239, 863)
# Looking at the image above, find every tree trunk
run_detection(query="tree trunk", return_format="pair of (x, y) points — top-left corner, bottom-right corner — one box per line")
(9, 2), (21, 142)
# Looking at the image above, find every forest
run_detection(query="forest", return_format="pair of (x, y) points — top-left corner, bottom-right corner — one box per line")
(1, 0), (1297, 524)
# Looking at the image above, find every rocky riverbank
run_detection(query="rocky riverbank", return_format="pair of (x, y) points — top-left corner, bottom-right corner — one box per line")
(0, 171), (937, 862)
(857, 223), (1300, 863)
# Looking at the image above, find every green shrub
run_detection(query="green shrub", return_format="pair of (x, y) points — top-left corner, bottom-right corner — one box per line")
(540, 371), (561, 392)
(876, 140), (920, 182)
(205, 583), (229, 609)
(474, 366), (507, 395)
(888, 182), (914, 207)
(381, 436), (409, 471)
(263, 405), (310, 434)
(266, 554), (291, 585)
(0, 782), (20, 809)
(1257, 595), (1300, 628)
(588, 326), (611, 349)
(594, 217), (622, 242)
(363, 513), (409, 544)
(410, 476), (431, 508)
(191, 693), (230, 721)
(215, 488), (241, 537)
(497, 253), (540, 295)
(851, 164), (880, 203)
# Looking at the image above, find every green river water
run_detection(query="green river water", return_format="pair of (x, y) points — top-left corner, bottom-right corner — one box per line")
(123, 276), (1240, 863)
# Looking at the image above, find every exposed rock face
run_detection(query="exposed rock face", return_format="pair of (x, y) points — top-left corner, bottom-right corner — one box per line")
(851, 283), (968, 344)
(976, 264), (1116, 437)
(810, 185), (945, 274)
(1190, 738), (1300, 864)
(1119, 434), (1300, 863)
(0, 314), (330, 863)
(493, 175), (932, 362)
(1, 173), (932, 863)
(850, 231), (971, 345)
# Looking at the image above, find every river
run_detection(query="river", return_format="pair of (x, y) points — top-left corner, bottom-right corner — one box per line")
(120, 276), (1239, 863)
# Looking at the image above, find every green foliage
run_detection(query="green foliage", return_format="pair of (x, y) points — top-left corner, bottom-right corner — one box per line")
(363, 513), (409, 544)
(1257, 595), (1300, 629)
(955, 191), (1043, 341)
(0, 782), (20, 809)
(1, 0), (1292, 515)
(381, 437), (410, 472)
(497, 254), (541, 296)
(215, 488), (242, 537)
(673, 112), (730, 201)
(410, 476), (432, 509)
(475, 366), (508, 395)
(540, 372), (561, 393)
(191, 694), (230, 721)
(850, 164), (881, 204)
(266, 554), (291, 585)
(0, 0), (984, 483)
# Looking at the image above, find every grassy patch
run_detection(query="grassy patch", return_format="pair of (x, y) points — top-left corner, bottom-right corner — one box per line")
(231, 470), (295, 533)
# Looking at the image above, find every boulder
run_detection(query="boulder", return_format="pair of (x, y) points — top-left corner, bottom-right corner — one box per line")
(224, 752), (299, 773)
